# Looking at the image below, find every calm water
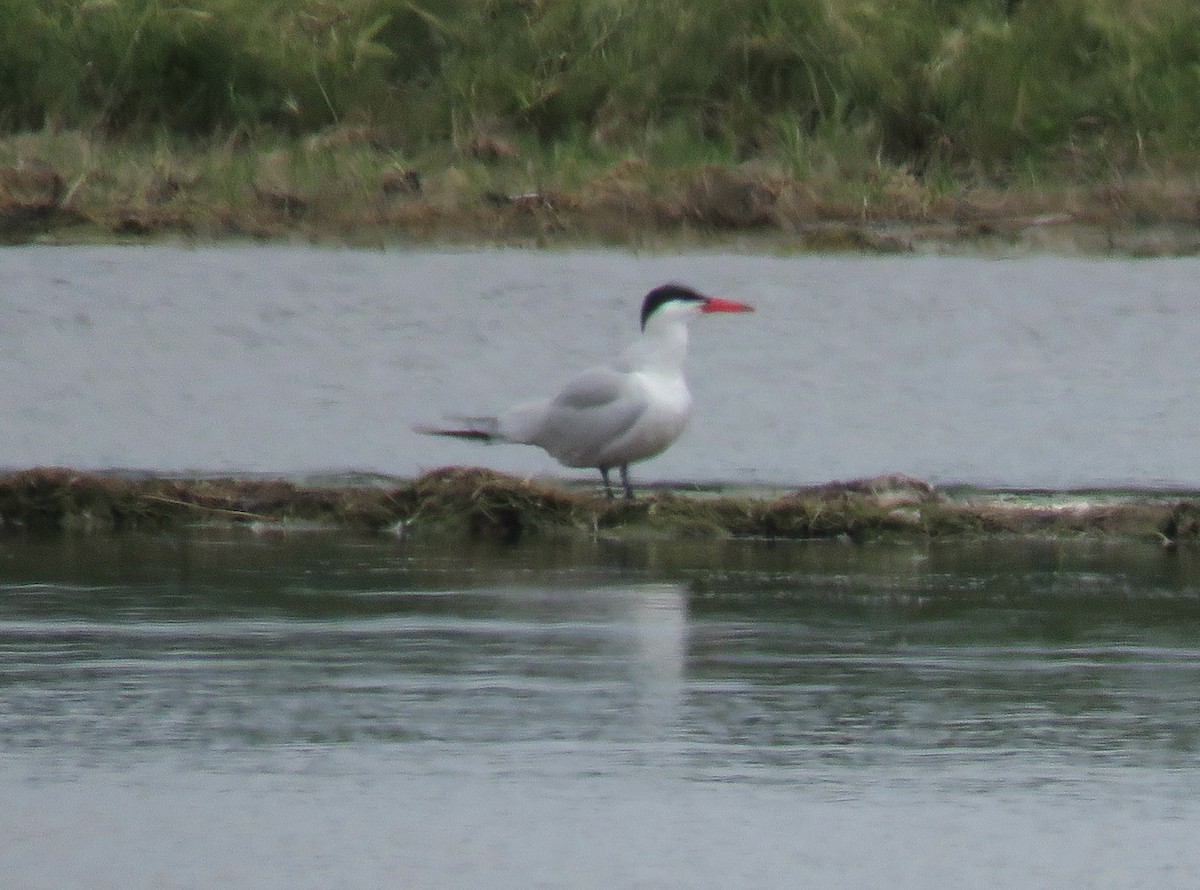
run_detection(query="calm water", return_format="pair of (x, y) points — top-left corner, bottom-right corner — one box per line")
(3, 531), (1200, 888)
(5, 246), (1200, 887)
(4, 245), (1200, 488)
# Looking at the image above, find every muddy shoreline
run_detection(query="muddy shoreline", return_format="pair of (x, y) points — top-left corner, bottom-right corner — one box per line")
(5, 153), (1200, 256)
(3, 467), (1197, 548)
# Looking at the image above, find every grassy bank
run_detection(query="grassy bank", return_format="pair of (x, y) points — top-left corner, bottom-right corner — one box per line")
(1, 467), (1194, 547)
(3, 0), (1200, 250)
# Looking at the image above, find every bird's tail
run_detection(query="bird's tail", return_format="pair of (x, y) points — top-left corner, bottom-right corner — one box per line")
(415, 415), (502, 443)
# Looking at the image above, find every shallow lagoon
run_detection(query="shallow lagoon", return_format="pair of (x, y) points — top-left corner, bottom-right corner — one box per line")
(4, 245), (1200, 488)
(4, 246), (1200, 888)
(3, 531), (1200, 888)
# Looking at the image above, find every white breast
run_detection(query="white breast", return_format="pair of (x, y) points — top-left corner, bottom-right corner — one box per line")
(594, 371), (693, 468)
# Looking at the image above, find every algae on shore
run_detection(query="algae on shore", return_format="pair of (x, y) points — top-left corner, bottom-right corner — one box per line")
(0, 467), (1190, 547)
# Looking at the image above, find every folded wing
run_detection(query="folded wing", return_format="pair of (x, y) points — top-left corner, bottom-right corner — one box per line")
(503, 367), (648, 468)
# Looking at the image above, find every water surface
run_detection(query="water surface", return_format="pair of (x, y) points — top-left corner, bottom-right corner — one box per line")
(4, 245), (1200, 488)
(5, 245), (1200, 888)
(2, 531), (1199, 888)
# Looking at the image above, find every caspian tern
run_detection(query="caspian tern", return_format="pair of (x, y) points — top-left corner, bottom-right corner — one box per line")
(420, 283), (754, 499)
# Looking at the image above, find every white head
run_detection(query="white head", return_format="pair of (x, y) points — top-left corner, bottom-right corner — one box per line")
(620, 283), (754, 374)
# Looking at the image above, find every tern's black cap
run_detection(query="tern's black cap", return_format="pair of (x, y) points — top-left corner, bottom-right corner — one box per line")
(639, 283), (705, 330)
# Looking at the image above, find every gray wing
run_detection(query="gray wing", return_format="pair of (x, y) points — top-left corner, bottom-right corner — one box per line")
(554, 367), (629, 410)
(521, 367), (648, 467)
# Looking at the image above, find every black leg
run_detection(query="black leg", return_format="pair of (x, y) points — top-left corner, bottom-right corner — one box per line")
(620, 465), (634, 500)
(599, 467), (615, 499)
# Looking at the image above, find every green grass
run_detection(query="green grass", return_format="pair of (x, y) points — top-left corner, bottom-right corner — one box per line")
(4, 0), (1200, 247)
(4, 0), (1200, 173)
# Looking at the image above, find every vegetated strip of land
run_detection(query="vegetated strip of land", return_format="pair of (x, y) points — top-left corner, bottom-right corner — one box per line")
(3, 1), (1200, 252)
(2, 467), (1197, 548)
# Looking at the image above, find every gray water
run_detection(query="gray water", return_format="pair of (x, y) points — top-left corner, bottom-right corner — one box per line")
(5, 246), (1200, 889)
(4, 244), (1200, 488)
(2, 532), (1200, 888)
